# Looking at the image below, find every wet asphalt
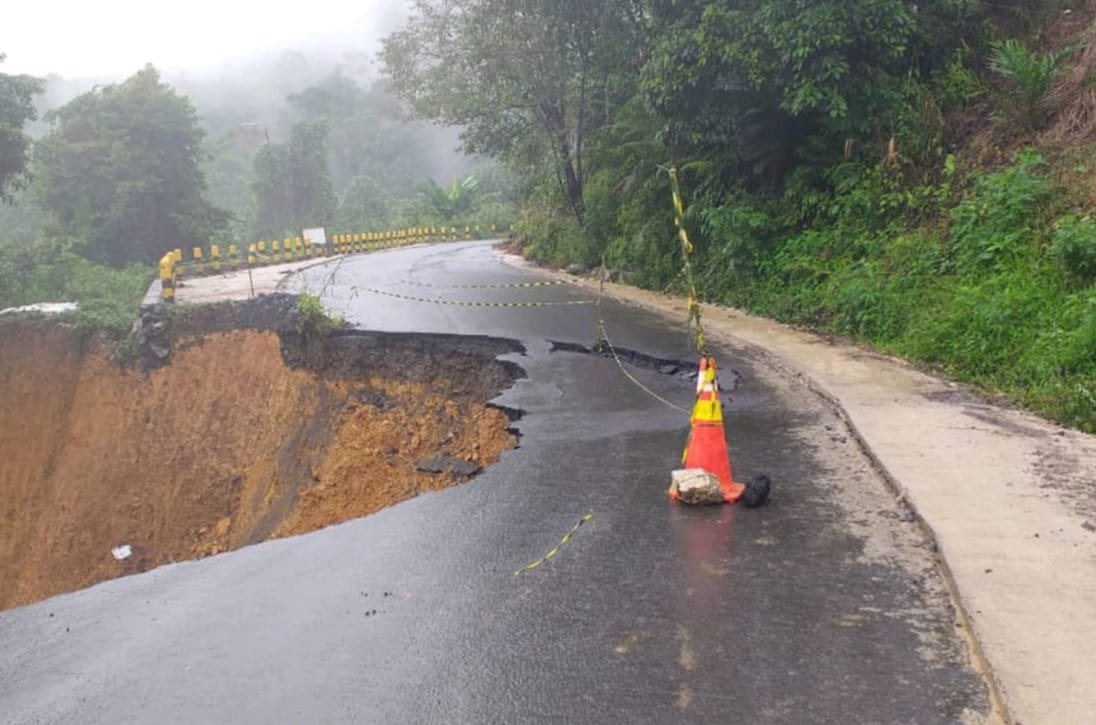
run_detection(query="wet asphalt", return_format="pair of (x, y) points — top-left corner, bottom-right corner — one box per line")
(0, 241), (989, 723)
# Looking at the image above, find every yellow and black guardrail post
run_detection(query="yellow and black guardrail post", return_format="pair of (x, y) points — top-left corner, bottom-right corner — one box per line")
(159, 251), (176, 303)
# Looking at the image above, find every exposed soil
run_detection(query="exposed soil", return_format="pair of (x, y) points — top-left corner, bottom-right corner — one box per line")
(0, 309), (523, 611)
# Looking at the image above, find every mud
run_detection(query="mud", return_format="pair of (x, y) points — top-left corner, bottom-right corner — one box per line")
(0, 310), (524, 611)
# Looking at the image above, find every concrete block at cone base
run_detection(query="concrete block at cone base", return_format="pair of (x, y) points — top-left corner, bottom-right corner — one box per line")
(670, 468), (725, 505)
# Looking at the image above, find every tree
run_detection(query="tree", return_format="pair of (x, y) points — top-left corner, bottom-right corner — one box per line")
(381, 0), (644, 225)
(33, 66), (225, 265)
(0, 54), (44, 202)
(336, 175), (395, 232)
(417, 175), (481, 222)
(287, 73), (473, 199)
(640, 0), (981, 186)
(249, 120), (336, 238)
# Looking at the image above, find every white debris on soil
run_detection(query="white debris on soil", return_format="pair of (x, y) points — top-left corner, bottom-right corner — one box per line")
(670, 468), (724, 505)
(0, 302), (79, 316)
(111, 545), (133, 561)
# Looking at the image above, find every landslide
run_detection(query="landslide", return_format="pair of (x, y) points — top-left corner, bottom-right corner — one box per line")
(0, 302), (523, 611)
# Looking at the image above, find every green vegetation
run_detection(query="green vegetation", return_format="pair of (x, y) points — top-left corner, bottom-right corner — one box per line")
(5, 3), (1096, 431)
(383, 0), (1096, 431)
(249, 121), (337, 240)
(0, 52), (500, 336)
(0, 54), (43, 201)
(295, 291), (343, 335)
(33, 66), (226, 265)
(0, 242), (152, 332)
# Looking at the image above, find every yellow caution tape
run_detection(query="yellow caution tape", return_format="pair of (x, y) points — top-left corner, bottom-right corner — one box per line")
(514, 514), (593, 576)
(361, 287), (592, 308)
(668, 166), (708, 356)
(596, 320), (691, 414)
(402, 279), (569, 290)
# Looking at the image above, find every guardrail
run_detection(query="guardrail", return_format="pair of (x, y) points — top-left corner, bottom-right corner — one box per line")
(156, 224), (510, 303)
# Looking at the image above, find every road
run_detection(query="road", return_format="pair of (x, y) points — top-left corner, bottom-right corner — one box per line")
(0, 241), (990, 723)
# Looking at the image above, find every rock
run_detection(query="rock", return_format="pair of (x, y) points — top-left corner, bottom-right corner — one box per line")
(416, 455), (482, 479)
(565, 263), (587, 275)
(449, 459), (482, 478)
(353, 389), (394, 411)
(742, 474), (772, 508)
(148, 340), (171, 359)
(670, 468), (724, 505)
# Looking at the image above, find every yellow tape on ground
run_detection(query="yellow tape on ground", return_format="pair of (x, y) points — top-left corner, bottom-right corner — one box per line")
(362, 287), (592, 308)
(514, 514), (593, 576)
(402, 279), (569, 290)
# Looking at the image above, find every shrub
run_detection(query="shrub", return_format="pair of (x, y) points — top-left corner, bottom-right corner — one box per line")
(990, 39), (1072, 130)
(1050, 214), (1096, 283)
(947, 150), (1051, 271)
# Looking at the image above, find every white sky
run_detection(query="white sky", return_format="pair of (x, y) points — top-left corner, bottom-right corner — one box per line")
(1, 0), (407, 78)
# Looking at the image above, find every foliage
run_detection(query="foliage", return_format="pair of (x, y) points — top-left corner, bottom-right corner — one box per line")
(989, 39), (1072, 130)
(1050, 214), (1096, 283)
(0, 241), (153, 332)
(32, 66), (226, 266)
(336, 175), (396, 232)
(287, 74), (471, 199)
(382, 0), (644, 224)
(947, 150), (1051, 270)
(296, 291), (342, 335)
(249, 120), (337, 239)
(0, 54), (44, 201)
(416, 175), (481, 222)
(0, 187), (51, 246)
(202, 132), (258, 242)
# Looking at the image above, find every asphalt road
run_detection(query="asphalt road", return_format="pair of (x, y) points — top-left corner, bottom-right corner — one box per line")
(0, 241), (990, 723)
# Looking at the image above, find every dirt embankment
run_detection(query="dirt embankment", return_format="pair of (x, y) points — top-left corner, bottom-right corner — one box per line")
(0, 313), (523, 611)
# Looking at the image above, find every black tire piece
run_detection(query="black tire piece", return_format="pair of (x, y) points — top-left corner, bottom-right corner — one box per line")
(742, 474), (771, 508)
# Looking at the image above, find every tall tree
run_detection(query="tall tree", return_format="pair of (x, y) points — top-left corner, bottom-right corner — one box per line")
(336, 175), (395, 232)
(381, 0), (644, 225)
(33, 66), (225, 265)
(249, 120), (336, 238)
(287, 73), (472, 199)
(0, 54), (44, 202)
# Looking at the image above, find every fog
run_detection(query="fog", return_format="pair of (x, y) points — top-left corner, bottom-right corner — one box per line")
(1, 0), (485, 246)
(2, 1), (408, 78)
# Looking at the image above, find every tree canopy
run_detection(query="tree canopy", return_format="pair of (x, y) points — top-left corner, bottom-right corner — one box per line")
(33, 66), (225, 265)
(382, 0), (644, 225)
(249, 120), (336, 239)
(0, 54), (44, 202)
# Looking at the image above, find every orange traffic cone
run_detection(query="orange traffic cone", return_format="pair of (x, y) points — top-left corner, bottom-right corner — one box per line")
(673, 356), (746, 503)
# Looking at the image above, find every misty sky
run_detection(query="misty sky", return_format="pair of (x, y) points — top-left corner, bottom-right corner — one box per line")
(2, 0), (407, 78)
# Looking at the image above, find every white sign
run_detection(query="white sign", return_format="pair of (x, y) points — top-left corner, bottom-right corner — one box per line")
(302, 227), (327, 246)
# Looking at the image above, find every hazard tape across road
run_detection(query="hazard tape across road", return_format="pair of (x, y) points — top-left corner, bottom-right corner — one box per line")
(361, 287), (592, 308)
(514, 514), (593, 576)
(401, 279), (570, 290)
